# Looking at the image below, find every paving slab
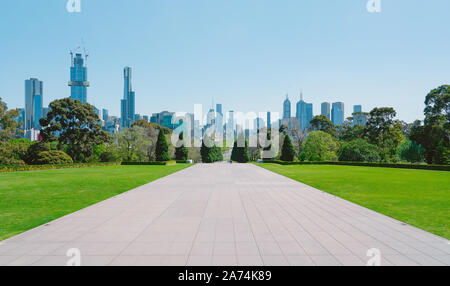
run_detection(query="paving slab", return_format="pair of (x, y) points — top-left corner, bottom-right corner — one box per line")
(0, 163), (448, 266)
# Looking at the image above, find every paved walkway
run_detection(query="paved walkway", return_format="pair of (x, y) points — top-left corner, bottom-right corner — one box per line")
(0, 163), (449, 266)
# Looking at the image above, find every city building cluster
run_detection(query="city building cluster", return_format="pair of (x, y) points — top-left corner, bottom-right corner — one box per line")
(13, 49), (368, 141)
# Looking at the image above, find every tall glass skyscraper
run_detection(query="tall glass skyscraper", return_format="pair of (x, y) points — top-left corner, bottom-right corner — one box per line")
(25, 78), (43, 130)
(283, 95), (291, 120)
(121, 67), (136, 128)
(69, 53), (89, 104)
(321, 102), (331, 120)
(332, 102), (345, 126)
(296, 94), (313, 131)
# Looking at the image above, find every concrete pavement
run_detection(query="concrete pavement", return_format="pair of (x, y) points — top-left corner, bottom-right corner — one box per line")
(0, 163), (449, 266)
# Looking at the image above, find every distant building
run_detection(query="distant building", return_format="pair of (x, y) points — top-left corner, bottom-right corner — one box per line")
(321, 102), (331, 120)
(267, 112), (271, 129)
(150, 111), (176, 129)
(296, 93), (314, 131)
(25, 78), (43, 131)
(143, 115), (149, 122)
(43, 107), (49, 119)
(331, 102), (345, 126)
(216, 104), (223, 134)
(353, 105), (367, 125)
(283, 95), (291, 120)
(102, 109), (109, 122)
(121, 67), (136, 128)
(69, 53), (89, 104)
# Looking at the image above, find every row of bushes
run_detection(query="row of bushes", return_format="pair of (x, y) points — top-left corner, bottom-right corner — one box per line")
(0, 162), (121, 173)
(121, 161), (178, 166)
(262, 160), (450, 171)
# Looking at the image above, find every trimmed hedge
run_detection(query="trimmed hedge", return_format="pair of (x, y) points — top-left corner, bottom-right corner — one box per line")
(0, 162), (121, 173)
(121, 161), (177, 166)
(262, 160), (450, 171)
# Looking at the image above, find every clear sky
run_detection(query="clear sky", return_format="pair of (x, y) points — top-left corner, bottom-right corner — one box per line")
(1, 0), (449, 122)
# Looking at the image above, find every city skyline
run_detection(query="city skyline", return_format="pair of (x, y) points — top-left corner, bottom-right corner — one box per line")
(1, 1), (449, 122)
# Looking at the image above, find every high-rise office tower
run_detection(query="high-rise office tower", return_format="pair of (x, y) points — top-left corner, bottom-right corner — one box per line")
(267, 112), (271, 129)
(331, 102), (345, 126)
(216, 104), (223, 134)
(321, 102), (331, 120)
(102, 109), (109, 122)
(283, 95), (291, 120)
(121, 67), (136, 128)
(353, 105), (367, 125)
(25, 78), (43, 130)
(69, 53), (89, 104)
(296, 93), (314, 131)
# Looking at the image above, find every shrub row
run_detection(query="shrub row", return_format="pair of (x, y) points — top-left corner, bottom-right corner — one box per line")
(0, 162), (121, 173)
(262, 160), (450, 171)
(121, 161), (178, 166)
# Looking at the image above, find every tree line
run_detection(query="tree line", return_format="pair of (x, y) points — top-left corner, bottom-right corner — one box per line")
(0, 85), (448, 165)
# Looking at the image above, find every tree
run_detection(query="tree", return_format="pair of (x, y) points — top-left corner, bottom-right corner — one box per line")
(410, 86), (449, 164)
(201, 137), (223, 163)
(34, 151), (73, 165)
(398, 140), (425, 163)
(310, 115), (336, 137)
(24, 141), (51, 165)
(365, 107), (404, 162)
(338, 139), (380, 162)
(175, 132), (189, 161)
(155, 129), (171, 161)
(0, 97), (19, 142)
(117, 126), (150, 162)
(336, 124), (365, 142)
(280, 135), (296, 162)
(301, 131), (338, 161)
(39, 98), (111, 162)
(231, 132), (250, 163)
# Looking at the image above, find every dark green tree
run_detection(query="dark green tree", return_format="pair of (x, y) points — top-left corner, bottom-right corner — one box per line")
(398, 140), (425, 163)
(23, 141), (51, 165)
(201, 137), (223, 163)
(410, 85), (449, 164)
(175, 132), (189, 161)
(0, 97), (19, 142)
(310, 115), (336, 137)
(338, 139), (380, 162)
(155, 129), (171, 161)
(34, 151), (73, 165)
(364, 107), (404, 162)
(231, 132), (250, 163)
(280, 134), (296, 162)
(39, 98), (111, 162)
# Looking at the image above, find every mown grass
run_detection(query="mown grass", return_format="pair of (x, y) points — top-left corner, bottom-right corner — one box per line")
(258, 164), (450, 239)
(0, 165), (190, 241)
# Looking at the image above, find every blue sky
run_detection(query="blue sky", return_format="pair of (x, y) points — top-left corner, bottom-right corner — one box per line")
(1, 0), (449, 122)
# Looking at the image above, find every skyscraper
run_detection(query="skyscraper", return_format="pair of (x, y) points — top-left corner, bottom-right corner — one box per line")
(296, 93), (313, 131)
(121, 67), (136, 128)
(25, 78), (43, 130)
(331, 102), (345, 126)
(69, 53), (89, 104)
(102, 109), (109, 122)
(283, 95), (291, 120)
(216, 104), (223, 134)
(267, 112), (271, 129)
(321, 102), (331, 120)
(353, 105), (367, 125)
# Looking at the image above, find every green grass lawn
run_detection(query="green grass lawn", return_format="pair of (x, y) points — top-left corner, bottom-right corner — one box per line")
(258, 164), (450, 239)
(0, 165), (190, 241)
